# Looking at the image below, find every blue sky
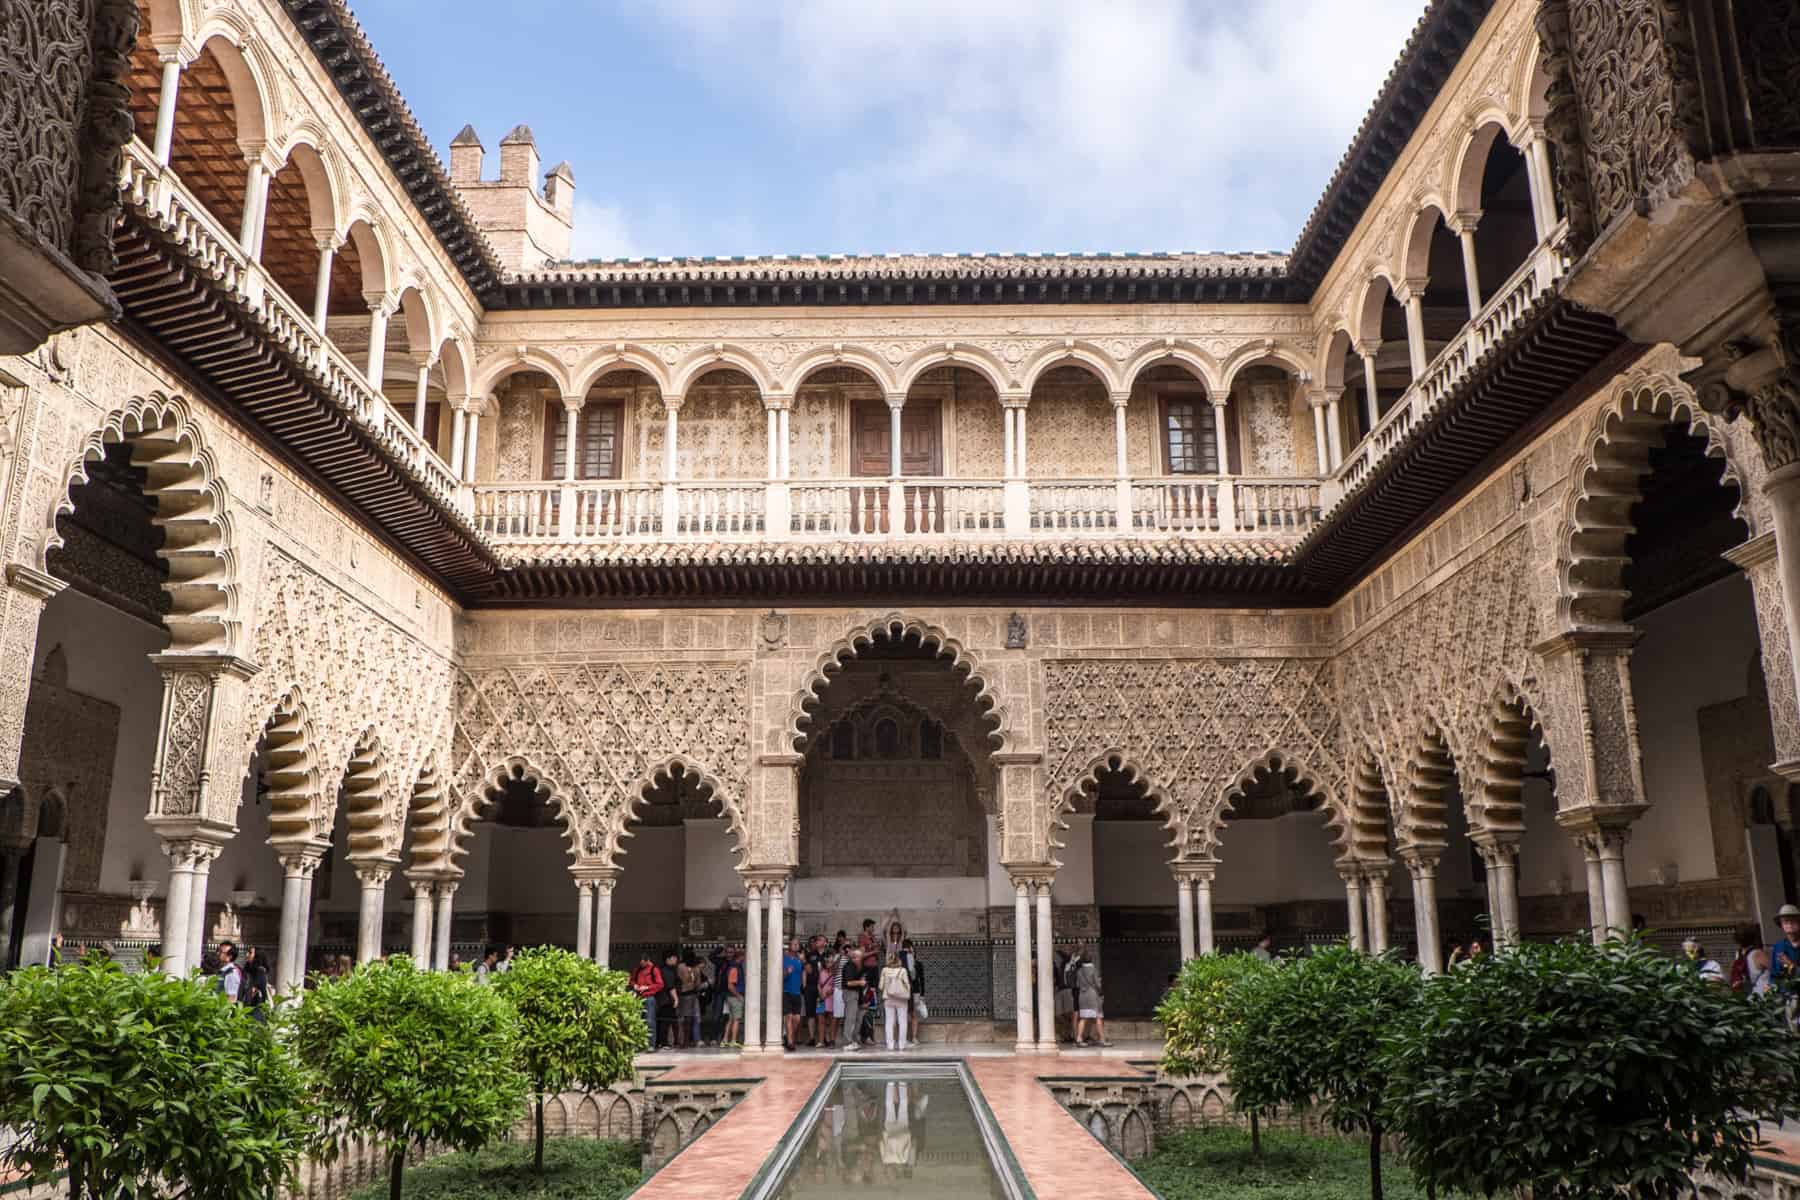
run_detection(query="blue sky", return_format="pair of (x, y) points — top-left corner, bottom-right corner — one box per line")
(353, 1), (1427, 262)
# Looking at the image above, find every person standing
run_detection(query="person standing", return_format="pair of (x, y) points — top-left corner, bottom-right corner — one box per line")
(214, 942), (242, 1003)
(858, 919), (878, 957)
(1054, 946), (1075, 1044)
(880, 951), (913, 1051)
(782, 937), (805, 1051)
(631, 953), (664, 1052)
(900, 938), (926, 1044)
(1251, 932), (1274, 962)
(839, 948), (867, 1050)
(1073, 946), (1109, 1047)
(722, 946), (746, 1048)
(241, 946), (270, 1018)
(802, 935), (825, 1047)
(678, 951), (703, 1047)
(1772, 904), (1800, 1028)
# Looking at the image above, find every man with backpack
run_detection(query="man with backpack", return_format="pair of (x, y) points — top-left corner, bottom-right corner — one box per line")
(630, 953), (665, 1051)
(214, 941), (242, 1003)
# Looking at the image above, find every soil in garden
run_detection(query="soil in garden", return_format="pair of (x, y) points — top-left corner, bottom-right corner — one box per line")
(347, 1137), (641, 1200)
(1132, 1127), (1457, 1200)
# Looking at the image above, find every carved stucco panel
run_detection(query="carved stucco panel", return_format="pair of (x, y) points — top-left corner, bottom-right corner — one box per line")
(1744, 552), (1800, 767)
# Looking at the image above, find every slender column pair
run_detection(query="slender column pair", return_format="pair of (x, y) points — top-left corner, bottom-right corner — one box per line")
(275, 844), (327, 991)
(1473, 836), (1521, 947)
(352, 862), (395, 963)
(1007, 872), (1058, 1053)
(1400, 848), (1443, 974)
(1171, 862), (1216, 960)
(572, 871), (619, 964)
(405, 876), (457, 970)
(159, 837), (224, 976)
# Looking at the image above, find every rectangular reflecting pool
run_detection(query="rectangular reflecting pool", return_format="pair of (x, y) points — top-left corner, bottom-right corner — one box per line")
(751, 1062), (1027, 1200)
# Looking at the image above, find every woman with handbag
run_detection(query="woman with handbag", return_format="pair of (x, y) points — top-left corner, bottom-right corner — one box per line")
(1073, 945), (1110, 1048)
(879, 951), (914, 1051)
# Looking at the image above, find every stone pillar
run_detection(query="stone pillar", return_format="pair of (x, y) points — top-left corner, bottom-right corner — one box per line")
(594, 872), (616, 966)
(448, 402), (468, 480)
(462, 399), (483, 483)
(432, 881), (456, 970)
(275, 845), (325, 990)
(661, 400), (680, 532)
(157, 838), (223, 976)
(1342, 867), (1367, 951)
(1364, 866), (1390, 953)
(237, 156), (267, 255)
(354, 862), (393, 963)
(765, 408), (779, 480)
(1451, 213), (1484, 318)
(1209, 399), (1231, 474)
(765, 877), (786, 1050)
(1520, 127), (1556, 243)
(1175, 870), (1196, 961)
(1309, 393), (1330, 477)
(743, 879), (764, 1052)
(1015, 403), (1029, 478)
(1727, 534), (1800, 775)
(1034, 880), (1055, 1053)
(887, 399), (903, 478)
(562, 398), (582, 481)
(1592, 827), (1634, 939)
(1111, 394), (1132, 529)
(412, 360), (434, 435)
(1402, 849), (1442, 974)
(1194, 868), (1215, 955)
(408, 876), (433, 963)
(1010, 875), (1034, 1050)
(310, 234), (338, 331)
(364, 293), (394, 390)
(1002, 406), (1017, 477)
(1757, 467), (1800, 762)
(1323, 386), (1344, 468)
(151, 49), (185, 166)
(574, 880), (595, 960)
(0, 566), (67, 800)
(186, 845), (217, 967)
(1400, 281), (1429, 380)
(1358, 344), (1381, 428)
(1474, 837), (1521, 947)
(1579, 836), (1608, 944)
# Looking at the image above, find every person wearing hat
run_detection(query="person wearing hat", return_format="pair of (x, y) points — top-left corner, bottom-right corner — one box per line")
(1773, 904), (1800, 999)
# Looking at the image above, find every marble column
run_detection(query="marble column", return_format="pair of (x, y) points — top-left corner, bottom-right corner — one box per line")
(574, 881), (595, 960)
(448, 404), (468, 480)
(1475, 838), (1520, 947)
(237, 157), (267, 255)
(1209, 400), (1230, 474)
(1581, 838), (1608, 945)
(1175, 871), (1196, 961)
(1342, 868), (1367, 951)
(354, 863), (392, 963)
(1011, 876), (1034, 1050)
(1323, 386), (1344, 468)
(1034, 881), (1055, 1053)
(462, 400), (483, 482)
(594, 873), (616, 967)
(1453, 216), (1484, 318)
(1002, 407), (1017, 477)
(186, 844), (218, 969)
(765, 879), (787, 1050)
(158, 842), (199, 975)
(1595, 829), (1632, 940)
(1403, 851), (1442, 974)
(1364, 867), (1390, 953)
(275, 847), (323, 991)
(408, 877), (433, 964)
(412, 361), (433, 435)
(432, 882), (456, 970)
(310, 235), (337, 331)
(1015, 404), (1029, 477)
(364, 295), (392, 390)
(1359, 347), (1381, 428)
(743, 881), (764, 1052)
(1309, 396), (1330, 476)
(1401, 284), (1428, 380)
(1194, 870), (1215, 955)
(151, 52), (184, 165)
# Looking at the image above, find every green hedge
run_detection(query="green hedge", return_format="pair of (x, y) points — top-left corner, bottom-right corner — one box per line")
(347, 1138), (641, 1200)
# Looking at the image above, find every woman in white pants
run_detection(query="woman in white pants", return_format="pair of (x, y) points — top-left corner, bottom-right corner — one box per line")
(879, 952), (913, 1051)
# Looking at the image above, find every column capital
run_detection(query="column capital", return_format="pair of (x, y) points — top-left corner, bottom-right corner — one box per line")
(351, 859), (397, 888)
(1470, 833), (1521, 869)
(660, 394), (685, 415)
(1336, 861), (1368, 888)
(559, 392), (586, 413)
(1446, 208), (1484, 235)
(1556, 803), (1647, 845)
(1005, 866), (1055, 891)
(1306, 388), (1330, 411)
(882, 391), (907, 411)
(147, 651), (260, 683)
(410, 349), (440, 372)
(151, 34), (197, 67)
(999, 393), (1030, 410)
(1171, 860), (1217, 885)
(1353, 338), (1382, 360)
(4, 563), (67, 603)
(365, 290), (401, 319)
(1724, 531), (1779, 570)
(1531, 627), (1641, 658)
(275, 840), (330, 875)
(160, 836), (225, 873)
(574, 864), (621, 893)
(1394, 276), (1431, 304)
(763, 392), (793, 412)
(1397, 844), (1440, 876)
(1108, 390), (1131, 408)
(312, 228), (345, 254)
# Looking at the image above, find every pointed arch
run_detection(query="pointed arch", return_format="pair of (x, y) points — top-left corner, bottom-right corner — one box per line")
(1555, 371), (1755, 631)
(786, 614), (1010, 753)
(46, 391), (240, 653)
(340, 727), (396, 863)
(1466, 680), (1549, 841)
(608, 753), (747, 868)
(1345, 744), (1396, 861)
(258, 688), (323, 848)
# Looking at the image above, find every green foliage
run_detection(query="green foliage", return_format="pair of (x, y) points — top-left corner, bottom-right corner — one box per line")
(1133, 1127), (1447, 1200)
(347, 1138), (641, 1200)
(491, 948), (643, 1099)
(0, 954), (320, 1200)
(1157, 952), (1274, 1077)
(490, 948), (644, 1171)
(1382, 937), (1800, 1199)
(293, 955), (527, 1196)
(1222, 946), (1421, 1136)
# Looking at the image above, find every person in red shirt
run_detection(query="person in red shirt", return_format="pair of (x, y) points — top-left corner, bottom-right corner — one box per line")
(631, 954), (664, 1051)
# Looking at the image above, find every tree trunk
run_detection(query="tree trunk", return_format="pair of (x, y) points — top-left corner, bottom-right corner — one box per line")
(66, 1157), (81, 1200)
(1369, 1123), (1383, 1200)
(535, 1094), (546, 1174)
(388, 1146), (406, 1200)
(1250, 1111), (1261, 1158)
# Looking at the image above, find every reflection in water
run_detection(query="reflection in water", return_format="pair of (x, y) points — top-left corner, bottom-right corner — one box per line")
(772, 1076), (1007, 1198)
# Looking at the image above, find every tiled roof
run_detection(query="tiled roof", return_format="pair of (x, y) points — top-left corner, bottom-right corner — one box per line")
(493, 535), (1296, 569)
(517, 251), (1288, 286)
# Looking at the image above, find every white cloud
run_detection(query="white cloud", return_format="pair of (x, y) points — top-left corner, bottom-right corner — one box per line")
(622, 0), (1425, 253)
(569, 198), (640, 261)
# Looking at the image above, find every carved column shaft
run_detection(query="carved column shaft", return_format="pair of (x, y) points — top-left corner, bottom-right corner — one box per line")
(432, 882), (456, 970)
(1364, 867), (1390, 953)
(408, 877), (433, 963)
(1341, 869), (1366, 952)
(574, 881), (595, 961)
(354, 863), (393, 963)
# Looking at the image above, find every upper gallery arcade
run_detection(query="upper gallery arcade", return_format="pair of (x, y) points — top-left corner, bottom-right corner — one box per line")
(3, 0), (1800, 1054)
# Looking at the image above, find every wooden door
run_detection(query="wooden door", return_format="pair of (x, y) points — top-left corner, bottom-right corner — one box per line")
(851, 401), (943, 532)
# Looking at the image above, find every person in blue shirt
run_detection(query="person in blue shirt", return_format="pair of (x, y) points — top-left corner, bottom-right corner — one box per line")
(782, 937), (805, 1052)
(1773, 904), (1800, 1029)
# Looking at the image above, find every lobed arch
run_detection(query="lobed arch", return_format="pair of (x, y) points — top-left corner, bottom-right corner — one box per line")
(782, 346), (899, 396)
(339, 727), (396, 863)
(670, 345), (774, 401)
(46, 390), (240, 654)
(895, 344), (1011, 397)
(608, 753), (748, 869)
(1344, 744), (1396, 862)
(1465, 679), (1547, 841)
(471, 346), (575, 400)
(568, 346), (672, 398)
(1555, 371), (1753, 632)
(442, 755), (583, 877)
(1019, 342), (1125, 395)
(1121, 341), (1224, 395)
(403, 760), (453, 877)
(785, 614), (1011, 755)
(1220, 342), (1311, 392)
(1201, 749), (1344, 861)
(256, 688), (324, 848)
(1056, 750), (1181, 854)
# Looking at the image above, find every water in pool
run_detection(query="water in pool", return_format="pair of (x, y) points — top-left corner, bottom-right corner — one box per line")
(769, 1074), (1009, 1198)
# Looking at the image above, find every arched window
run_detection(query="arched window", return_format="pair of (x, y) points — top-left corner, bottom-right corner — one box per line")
(544, 399), (622, 480)
(875, 719), (900, 759)
(1158, 389), (1223, 474)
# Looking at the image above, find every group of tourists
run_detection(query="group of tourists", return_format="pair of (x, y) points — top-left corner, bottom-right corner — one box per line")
(628, 916), (930, 1053)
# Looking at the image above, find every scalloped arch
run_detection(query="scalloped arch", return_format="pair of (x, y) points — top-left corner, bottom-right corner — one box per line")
(608, 753), (747, 868)
(1054, 749), (1181, 854)
(443, 755), (583, 878)
(1394, 715), (1463, 855)
(46, 391), (241, 654)
(1201, 748), (1344, 861)
(785, 614), (1010, 754)
(1555, 372), (1752, 632)
(340, 727), (397, 863)
(256, 687), (323, 848)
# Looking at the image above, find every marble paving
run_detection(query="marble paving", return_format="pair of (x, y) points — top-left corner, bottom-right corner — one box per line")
(626, 1044), (1157, 1199)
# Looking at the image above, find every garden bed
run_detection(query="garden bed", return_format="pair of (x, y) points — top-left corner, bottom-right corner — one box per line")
(1132, 1127), (1449, 1199)
(346, 1138), (640, 1200)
